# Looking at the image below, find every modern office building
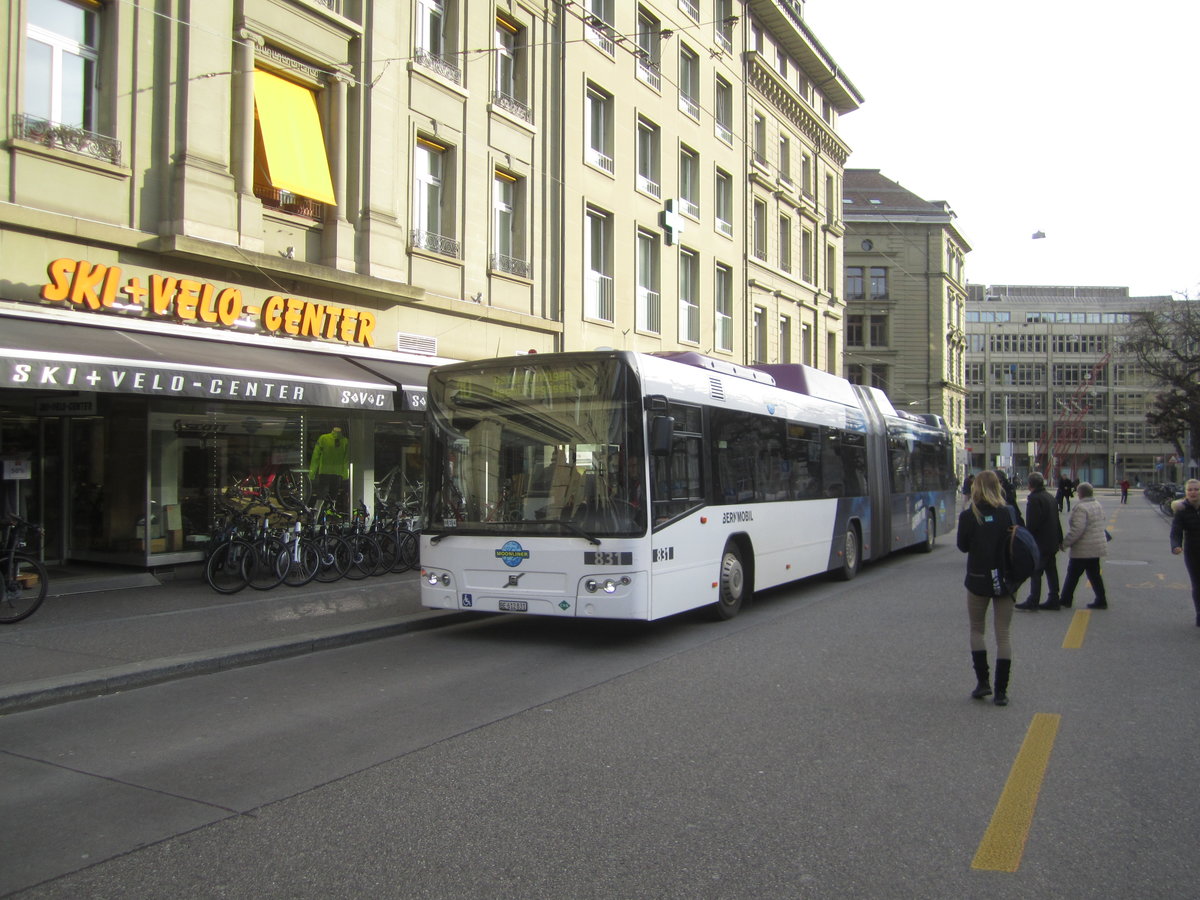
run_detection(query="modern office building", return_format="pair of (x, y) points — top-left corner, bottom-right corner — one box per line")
(1, 0), (859, 570)
(964, 284), (1177, 486)
(841, 169), (971, 466)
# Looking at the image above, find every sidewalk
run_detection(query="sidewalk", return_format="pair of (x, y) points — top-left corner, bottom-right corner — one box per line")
(0, 563), (472, 715)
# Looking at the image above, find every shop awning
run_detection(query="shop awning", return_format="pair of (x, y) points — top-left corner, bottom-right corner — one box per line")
(347, 358), (430, 413)
(253, 70), (337, 205)
(0, 318), (398, 411)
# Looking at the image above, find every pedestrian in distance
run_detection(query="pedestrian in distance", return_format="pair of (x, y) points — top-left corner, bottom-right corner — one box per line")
(1119, 478), (1130, 504)
(1015, 472), (1063, 611)
(1056, 475), (1075, 512)
(956, 469), (1017, 707)
(1168, 478), (1200, 627)
(997, 470), (1020, 515)
(961, 472), (974, 511)
(1058, 481), (1108, 610)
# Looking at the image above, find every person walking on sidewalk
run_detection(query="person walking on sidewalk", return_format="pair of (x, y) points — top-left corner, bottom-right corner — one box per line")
(956, 470), (1016, 707)
(1015, 472), (1062, 611)
(1058, 481), (1108, 610)
(1169, 478), (1200, 627)
(1120, 479), (1130, 504)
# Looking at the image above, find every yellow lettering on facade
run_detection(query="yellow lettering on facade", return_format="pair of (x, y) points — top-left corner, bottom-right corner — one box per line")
(40, 258), (76, 302)
(323, 306), (343, 339)
(150, 275), (178, 314)
(196, 283), (218, 323)
(262, 295), (285, 332)
(215, 288), (242, 326)
(300, 302), (325, 338)
(176, 279), (202, 320)
(283, 297), (305, 335)
(339, 309), (359, 343)
(99, 265), (123, 308)
(355, 310), (377, 347)
(69, 261), (107, 309)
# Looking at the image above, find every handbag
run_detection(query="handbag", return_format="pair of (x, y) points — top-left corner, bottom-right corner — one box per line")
(1104, 528), (1113, 542)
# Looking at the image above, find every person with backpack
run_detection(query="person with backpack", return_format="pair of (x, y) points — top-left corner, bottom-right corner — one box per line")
(1015, 472), (1063, 611)
(956, 469), (1018, 706)
(1058, 481), (1109, 610)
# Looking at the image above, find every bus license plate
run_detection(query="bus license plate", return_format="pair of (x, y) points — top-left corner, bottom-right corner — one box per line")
(498, 600), (528, 612)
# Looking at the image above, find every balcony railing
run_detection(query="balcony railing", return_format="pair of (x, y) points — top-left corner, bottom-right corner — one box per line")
(254, 183), (324, 220)
(585, 17), (615, 55)
(585, 271), (614, 321)
(635, 56), (661, 90)
(491, 252), (531, 278)
(491, 89), (532, 124)
(13, 113), (121, 165)
(410, 229), (461, 259)
(637, 174), (661, 199)
(414, 48), (462, 85)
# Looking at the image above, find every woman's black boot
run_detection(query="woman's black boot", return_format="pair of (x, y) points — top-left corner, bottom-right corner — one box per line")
(971, 650), (992, 699)
(993, 658), (1011, 706)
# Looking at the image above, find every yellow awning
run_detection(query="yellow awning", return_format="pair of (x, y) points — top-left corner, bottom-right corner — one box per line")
(253, 70), (336, 205)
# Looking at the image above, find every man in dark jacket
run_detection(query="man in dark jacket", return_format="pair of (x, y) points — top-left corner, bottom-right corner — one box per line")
(1016, 472), (1063, 610)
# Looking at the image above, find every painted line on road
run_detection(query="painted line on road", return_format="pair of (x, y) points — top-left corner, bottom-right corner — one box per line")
(971, 712), (1061, 873)
(1062, 610), (1091, 649)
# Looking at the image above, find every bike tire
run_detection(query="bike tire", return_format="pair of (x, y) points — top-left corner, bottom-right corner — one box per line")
(313, 534), (352, 583)
(244, 537), (289, 590)
(370, 532), (399, 576)
(342, 534), (379, 580)
(205, 540), (252, 594)
(392, 530), (420, 573)
(282, 538), (321, 587)
(0, 554), (49, 624)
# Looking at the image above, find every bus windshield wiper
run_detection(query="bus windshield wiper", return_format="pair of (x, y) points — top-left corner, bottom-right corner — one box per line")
(541, 519), (602, 545)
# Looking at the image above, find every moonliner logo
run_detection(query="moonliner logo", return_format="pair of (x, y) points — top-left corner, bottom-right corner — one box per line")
(495, 540), (530, 567)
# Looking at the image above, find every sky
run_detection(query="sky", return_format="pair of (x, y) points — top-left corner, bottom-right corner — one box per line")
(804, 0), (1199, 298)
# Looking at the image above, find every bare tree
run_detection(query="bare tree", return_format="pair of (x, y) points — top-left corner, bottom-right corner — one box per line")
(1121, 292), (1200, 468)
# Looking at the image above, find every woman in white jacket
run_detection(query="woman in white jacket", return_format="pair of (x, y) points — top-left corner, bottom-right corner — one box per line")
(1059, 481), (1108, 609)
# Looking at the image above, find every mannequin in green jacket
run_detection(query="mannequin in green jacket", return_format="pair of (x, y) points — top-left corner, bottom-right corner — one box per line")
(310, 426), (349, 511)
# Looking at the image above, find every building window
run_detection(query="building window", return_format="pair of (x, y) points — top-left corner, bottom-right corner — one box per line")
(412, 137), (457, 256)
(254, 69), (335, 218)
(801, 228), (813, 282)
(680, 146), (700, 218)
(679, 45), (700, 119)
(752, 113), (767, 168)
(825, 173), (836, 225)
(778, 134), (792, 185)
(714, 75), (733, 143)
(846, 364), (863, 385)
(25, 0), (98, 130)
(801, 152), (813, 196)
(780, 314), (792, 363)
(846, 266), (864, 300)
(778, 215), (792, 272)
(493, 16), (530, 123)
(635, 7), (661, 88)
(846, 314), (863, 347)
(714, 0), (734, 53)
(870, 366), (888, 391)
(753, 307), (767, 364)
(752, 199), (768, 261)
(869, 315), (887, 347)
(870, 266), (889, 299)
(585, 0), (615, 54)
(416, 0), (460, 83)
(679, 248), (700, 344)
(636, 117), (661, 198)
(585, 207), (613, 321)
(637, 229), (661, 334)
(585, 83), (614, 173)
(715, 262), (733, 352)
(825, 244), (837, 295)
(492, 171), (529, 277)
(715, 167), (733, 237)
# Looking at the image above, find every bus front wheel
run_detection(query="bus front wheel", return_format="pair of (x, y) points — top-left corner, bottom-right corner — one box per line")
(837, 526), (861, 581)
(713, 543), (748, 620)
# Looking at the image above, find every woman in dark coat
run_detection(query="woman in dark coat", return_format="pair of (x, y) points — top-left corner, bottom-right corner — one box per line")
(956, 469), (1017, 706)
(1169, 478), (1200, 626)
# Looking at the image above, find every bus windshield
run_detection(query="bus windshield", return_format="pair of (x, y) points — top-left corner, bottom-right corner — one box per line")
(424, 355), (646, 538)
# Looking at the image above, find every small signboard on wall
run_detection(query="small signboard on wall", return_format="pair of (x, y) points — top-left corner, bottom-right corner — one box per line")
(2, 456), (32, 480)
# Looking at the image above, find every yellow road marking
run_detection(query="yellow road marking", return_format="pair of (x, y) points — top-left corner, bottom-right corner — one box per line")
(972, 713), (1061, 872)
(1062, 610), (1091, 649)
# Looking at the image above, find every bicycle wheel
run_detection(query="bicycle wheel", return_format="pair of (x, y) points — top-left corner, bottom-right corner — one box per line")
(244, 537), (288, 590)
(342, 533), (379, 580)
(275, 469), (311, 510)
(0, 554), (49, 624)
(281, 538), (321, 587)
(205, 540), (251, 594)
(370, 532), (399, 576)
(392, 530), (419, 573)
(313, 534), (352, 583)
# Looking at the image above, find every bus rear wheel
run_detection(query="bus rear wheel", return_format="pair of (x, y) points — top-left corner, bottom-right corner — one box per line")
(837, 526), (861, 581)
(713, 543), (748, 620)
(920, 514), (937, 553)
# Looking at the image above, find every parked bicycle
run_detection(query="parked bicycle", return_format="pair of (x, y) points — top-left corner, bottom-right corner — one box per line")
(0, 514), (48, 624)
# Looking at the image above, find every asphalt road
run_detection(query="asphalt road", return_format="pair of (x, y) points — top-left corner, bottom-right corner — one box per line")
(3, 496), (1198, 898)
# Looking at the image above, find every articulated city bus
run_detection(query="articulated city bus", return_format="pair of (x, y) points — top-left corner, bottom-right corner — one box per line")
(419, 350), (956, 621)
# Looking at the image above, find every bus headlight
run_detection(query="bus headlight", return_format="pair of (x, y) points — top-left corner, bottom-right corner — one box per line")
(585, 576), (631, 594)
(423, 569), (451, 587)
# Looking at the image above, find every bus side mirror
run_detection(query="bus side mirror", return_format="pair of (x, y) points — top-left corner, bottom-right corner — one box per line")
(650, 416), (675, 457)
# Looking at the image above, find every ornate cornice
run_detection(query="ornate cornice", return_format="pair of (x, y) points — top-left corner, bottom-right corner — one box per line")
(746, 54), (850, 167)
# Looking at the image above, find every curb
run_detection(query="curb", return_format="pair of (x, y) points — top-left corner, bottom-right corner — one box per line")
(0, 609), (477, 716)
